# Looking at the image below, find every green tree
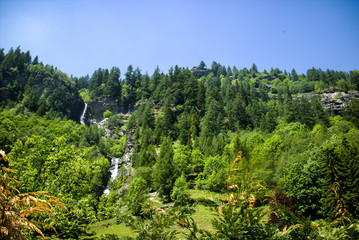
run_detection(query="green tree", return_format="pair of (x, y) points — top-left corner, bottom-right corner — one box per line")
(141, 101), (155, 129)
(171, 174), (190, 206)
(163, 100), (176, 135)
(0, 150), (67, 239)
(321, 136), (359, 218)
(178, 112), (191, 146)
(343, 99), (359, 128)
(125, 177), (149, 215)
(280, 148), (324, 218)
(152, 137), (176, 201)
(291, 68), (299, 81)
(349, 70), (359, 90)
(198, 60), (206, 70)
(105, 67), (121, 100)
(250, 63), (258, 75)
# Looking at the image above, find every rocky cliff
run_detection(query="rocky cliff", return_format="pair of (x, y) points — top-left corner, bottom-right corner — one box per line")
(87, 97), (134, 123)
(191, 67), (212, 78)
(319, 90), (359, 115)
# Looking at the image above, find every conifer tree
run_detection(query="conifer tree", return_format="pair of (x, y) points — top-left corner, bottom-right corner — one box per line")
(152, 137), (175, 201)
(321, 136), (359, 218)
(163, 99), (176, 135)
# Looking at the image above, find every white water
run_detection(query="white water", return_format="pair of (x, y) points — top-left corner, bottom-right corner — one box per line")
(103, 157), (119, 196)
(80, 103), (88, 125)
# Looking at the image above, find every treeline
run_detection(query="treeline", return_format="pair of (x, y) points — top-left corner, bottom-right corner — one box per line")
(0, 47), (83, 120)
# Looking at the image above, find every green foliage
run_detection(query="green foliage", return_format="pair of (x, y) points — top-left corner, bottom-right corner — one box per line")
(321, 135), (359, 219)
(152, 137), (176, 201)
(173, 145), (192, 176)
(171, 175), (190, 206)
(343, 99), (359, 128)
(203, 156), (228, 192)
(120, 208), (179, 239)
(125, 177), (149, 215)
(279, 149), (324, 218)
(2, 48), (359, 239)
(103, 110), (112, 118)
(212, 202), (269, 239)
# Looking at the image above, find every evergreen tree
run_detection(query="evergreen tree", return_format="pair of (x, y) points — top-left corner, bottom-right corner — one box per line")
(184, 74), (198, 111)
(149, 66), (161, 93)
(32, 55), (39, 65)
(321, 136), (359, 218)
(105, 67), (121, 100)
(178, 112), (191, 146)
(140, 74), (151, 99)
(343, 99), (359, 128)
(196, 81), (206, 115)
(291, 68), (299, 82)
(125, 177), (148, 215)
(152, 137), (175, 201)
(198, 60), (206, 70)
(141, 101), (155, 129)
(227, 97), (251, 131)
(250, 63), (258, 74)
(349, 70), (359, 91)
(163, 100), (175, 135)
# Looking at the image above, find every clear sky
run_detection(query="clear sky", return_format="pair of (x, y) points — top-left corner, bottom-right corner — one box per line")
(1, 0), (358, 77)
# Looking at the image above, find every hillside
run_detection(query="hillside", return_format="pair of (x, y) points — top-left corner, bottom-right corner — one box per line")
(1, 47), (359, 239)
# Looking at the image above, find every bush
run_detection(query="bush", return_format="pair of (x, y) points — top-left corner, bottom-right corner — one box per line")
(171, 175), (190, 206)
(103, 110), (112, 118)
(125, 177), (148, 215)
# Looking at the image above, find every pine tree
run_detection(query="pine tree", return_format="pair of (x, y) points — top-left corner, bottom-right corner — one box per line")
(163, 100), (175, 135)
(198, 60), (206, 70)
(152, 137), (175, 201)
(321, 136), (359, 218)
(196, 81), (206, 115)
(125, 177), (148, 215)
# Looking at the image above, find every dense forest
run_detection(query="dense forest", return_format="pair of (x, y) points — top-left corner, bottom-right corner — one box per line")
(1, 47), (359, 239)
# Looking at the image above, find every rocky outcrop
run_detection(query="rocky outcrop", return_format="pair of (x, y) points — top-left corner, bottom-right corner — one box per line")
(87, 97), (120, 122)
(191, 67), (212, 78)
(87, 97), (136, 123)
(319, 90), (359, 115)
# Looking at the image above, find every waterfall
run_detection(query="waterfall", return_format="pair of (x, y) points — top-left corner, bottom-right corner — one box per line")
(80, 103), (88, 125)
(103, 157), (119, 196)
(103, 136), (134, 196)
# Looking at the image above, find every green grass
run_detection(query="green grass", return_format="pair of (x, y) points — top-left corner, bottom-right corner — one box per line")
(188, 189), (227, 202)
(90, 218), (136, 238)
(170, 204), (215, 239)
(90, 189), (225, 239)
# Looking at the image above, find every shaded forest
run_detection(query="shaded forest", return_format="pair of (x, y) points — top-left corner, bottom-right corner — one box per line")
(1, 47), (359, 239)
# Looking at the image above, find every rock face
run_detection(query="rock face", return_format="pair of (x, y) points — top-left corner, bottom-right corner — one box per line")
(319, 90), (359, 115)
(87, 97), (120, 122)
(87, 97), (135, 123)
(191, 67), (212, 78)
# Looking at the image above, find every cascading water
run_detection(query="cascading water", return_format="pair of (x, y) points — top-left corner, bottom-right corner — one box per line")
(80, 103), (88, 125)
(103, 135), (134, 196)
(103, 157), (119, 196)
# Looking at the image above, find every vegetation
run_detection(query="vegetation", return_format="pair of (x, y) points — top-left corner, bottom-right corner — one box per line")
(0, 150), (67, 239)
(1, 47), (359, 239)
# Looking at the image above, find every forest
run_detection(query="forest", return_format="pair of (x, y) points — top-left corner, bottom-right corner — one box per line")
(1, 47), (359, 239)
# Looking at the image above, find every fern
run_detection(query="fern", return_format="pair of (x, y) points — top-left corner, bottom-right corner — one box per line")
(0, 150), (67, 239)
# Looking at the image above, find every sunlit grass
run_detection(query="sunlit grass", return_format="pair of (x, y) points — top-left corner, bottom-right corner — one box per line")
(188, 189), (227, 202)
(90, 189), (224, 239)
(90, 218), (136, 238)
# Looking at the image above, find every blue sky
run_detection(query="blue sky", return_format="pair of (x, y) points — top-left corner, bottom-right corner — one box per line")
(0, 0), (358, 77)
